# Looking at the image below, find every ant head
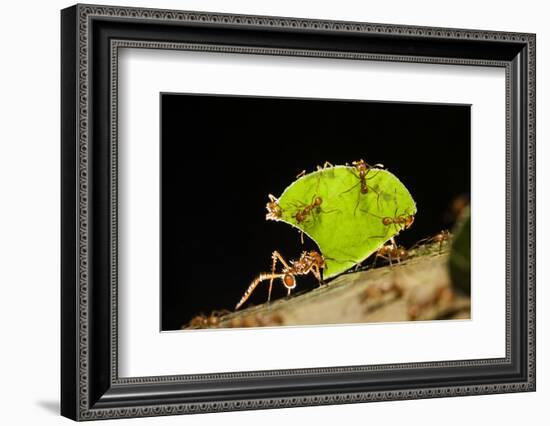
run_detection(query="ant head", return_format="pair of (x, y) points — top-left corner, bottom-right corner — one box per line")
(283, 274), (296, 289)
(405, 215), (415, 229)
(352, 159), (366, 169)
(313, 196), (322, 206)
(308, 251), (325, 267)
(382, 217), (393, 226)
(265, 201), (282, 220)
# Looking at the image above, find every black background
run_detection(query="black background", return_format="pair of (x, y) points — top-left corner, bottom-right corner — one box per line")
(161, 94), (470, 330)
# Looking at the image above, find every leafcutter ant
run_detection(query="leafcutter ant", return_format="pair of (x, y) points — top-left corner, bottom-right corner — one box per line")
(294, 195), (323, 224)
(235, 250), (325, 310)
(363, 206), (415, 239)
(185, 309), (231, 329)
(372, 238), (409, 267)
(265, 194), (283, 221)
(412, 230), (452, 254)
(341, 159), (385, 214)
(290, 195), (340, 243)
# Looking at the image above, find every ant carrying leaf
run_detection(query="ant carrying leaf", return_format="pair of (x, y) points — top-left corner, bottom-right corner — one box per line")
(235, 250), (325, 310)
(340, 159), (386, 214)
(266, 162), (417, 279)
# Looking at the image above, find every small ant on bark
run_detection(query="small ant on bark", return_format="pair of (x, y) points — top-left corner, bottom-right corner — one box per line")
(235, 250), (326, 310)
(412, 230), (452, 254)
(372, 238), (409, 267)
(185, 309), (231, 329)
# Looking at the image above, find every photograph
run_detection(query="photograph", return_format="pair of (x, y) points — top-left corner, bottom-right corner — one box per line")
(161, 93), (472, 331)
(58, 3), (535, 421)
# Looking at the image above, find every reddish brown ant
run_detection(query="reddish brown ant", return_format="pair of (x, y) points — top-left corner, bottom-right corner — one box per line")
(235, 250), (325, 310)
(381, 212), (415, 231)
(372, 239), (409, 267)
(291, 195), (340, 243)
(185, 309), (231, 329)
(350, 159), (384, 194)
(265, 194), (282, 221)
(412, 230), (452, 254)
(294, 196), (323, 224)
(341, 159), (385, 214)
(363, 207), (415, 238)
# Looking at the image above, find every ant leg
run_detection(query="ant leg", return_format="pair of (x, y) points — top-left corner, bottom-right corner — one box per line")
(376, 250), (393, 267)
(359, 208), (383, 220)
(296, 170), (306, 178)
(300, 230), (304, 245)
(365, 165), (384, 184)
(311, 264), (324, 285)
(316, 161), (334, 174)
(272, 251), (291, 269)
(236, 251), (291, 310)
(267, 252), (279, 303)
(410, 236), (431, 251)
(235, 272), (285, 310)
(320, 206), (342, 216)
(368, 185), (383, 209)
(341, 181), (360, 195)
(353, 189), (361, 216)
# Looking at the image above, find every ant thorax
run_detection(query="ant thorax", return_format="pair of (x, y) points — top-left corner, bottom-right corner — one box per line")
(291, 251), (325, 274)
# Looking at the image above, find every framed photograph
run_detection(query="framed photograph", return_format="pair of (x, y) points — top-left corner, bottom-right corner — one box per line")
(61, 4), (536, 421)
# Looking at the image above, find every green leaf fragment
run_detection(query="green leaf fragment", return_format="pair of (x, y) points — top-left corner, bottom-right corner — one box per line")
(271, 165), (417, 279)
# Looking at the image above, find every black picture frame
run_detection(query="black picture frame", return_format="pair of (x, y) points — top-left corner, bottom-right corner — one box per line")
(61, 4), (536, 421)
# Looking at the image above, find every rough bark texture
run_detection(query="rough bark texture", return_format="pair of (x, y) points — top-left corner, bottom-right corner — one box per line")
(183, 246), (470, 330)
